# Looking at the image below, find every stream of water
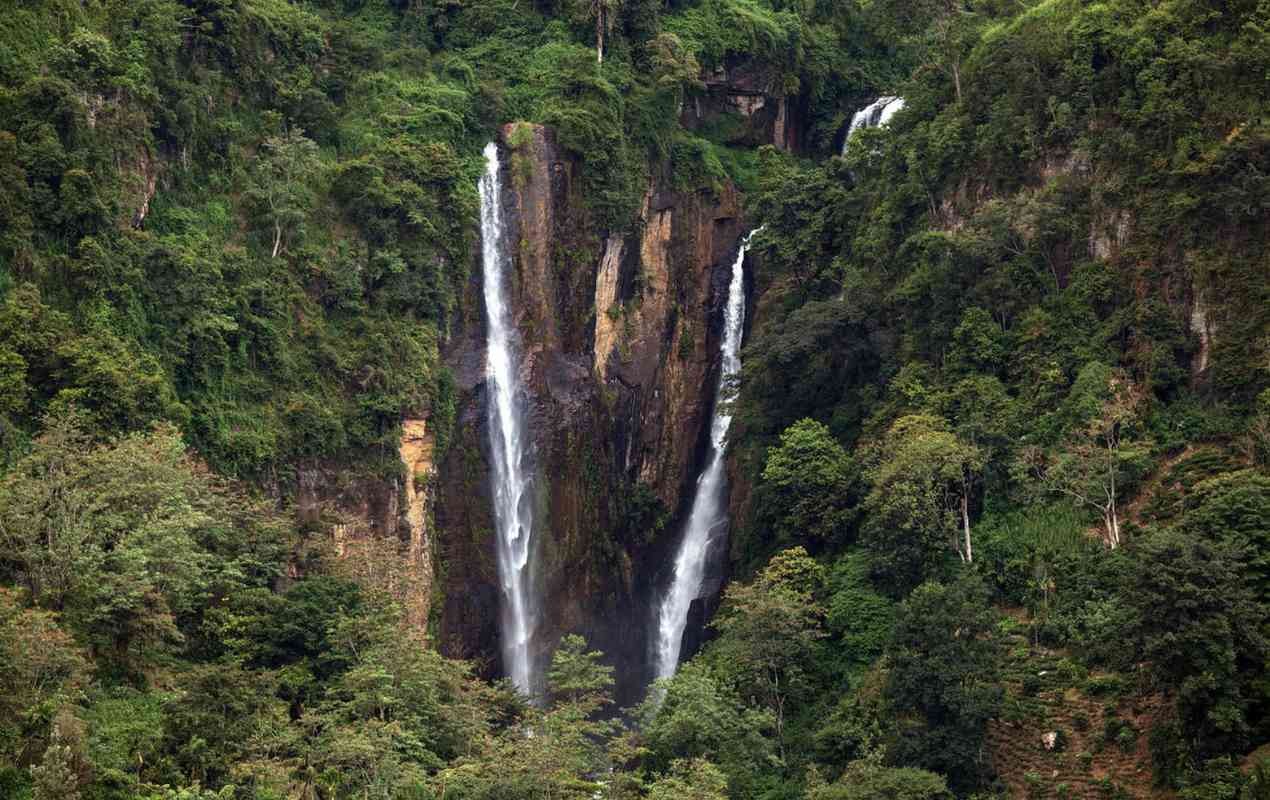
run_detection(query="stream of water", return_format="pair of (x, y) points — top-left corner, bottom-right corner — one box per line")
(479, 140), (539, 696)
(653, 227), (759, 682)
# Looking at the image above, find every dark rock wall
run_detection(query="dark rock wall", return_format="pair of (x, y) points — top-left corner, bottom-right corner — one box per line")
(434, 122), (752, 702)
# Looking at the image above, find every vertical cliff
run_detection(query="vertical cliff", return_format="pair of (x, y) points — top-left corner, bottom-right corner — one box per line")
(292, 421), (436, 633)
(434, 123), (749, 700)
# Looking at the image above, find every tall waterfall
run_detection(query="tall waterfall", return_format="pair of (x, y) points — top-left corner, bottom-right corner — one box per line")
(841, 96), (906, 154)
(479, 141), (539, 696)
(653, 228), (758, 682)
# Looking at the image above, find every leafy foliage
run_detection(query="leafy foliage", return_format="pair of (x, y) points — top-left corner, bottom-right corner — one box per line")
(2, 0), (1270, 797)
(883, 577), (1004, 792)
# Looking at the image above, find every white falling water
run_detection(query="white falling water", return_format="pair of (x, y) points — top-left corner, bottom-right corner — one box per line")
(653, 228), (759, 682)
(841, 96), (906, 154)
(479, 141), (538, 696)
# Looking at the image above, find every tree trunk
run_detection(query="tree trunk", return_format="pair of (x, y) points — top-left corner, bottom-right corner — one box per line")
(1106, 434), (1119, 548)
(596, 14), (604, 63)
(272, 220), (282, 259)
(1102, 507), (1120, 549)
(961, 491), (973, 563)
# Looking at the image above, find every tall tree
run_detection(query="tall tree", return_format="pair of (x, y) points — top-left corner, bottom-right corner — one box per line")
(884, 577), (1002, 792)
(862, 415), (984, 593)
(0, 591), (88, 766)
(30, 716), (86, 800)
(1020, 362), (1150, 548)
(874, 0), (981, 103)
(639, 660), (775, 787)
(247, 128), (320, 259)
(1122, 530), (1269, 759)
(571, 0), (622, 63)
(705, 548), (826, 761)
(547, 634), (615, 713)
(0, 412), (290, 679)
(646, 759), (729, 800)
(759, 418), (856, 546)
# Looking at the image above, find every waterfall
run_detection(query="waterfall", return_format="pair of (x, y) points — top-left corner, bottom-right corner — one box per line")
(479, 141), (539, 697)
(841, 96), (905, 155)
(653, 227), (759, 683)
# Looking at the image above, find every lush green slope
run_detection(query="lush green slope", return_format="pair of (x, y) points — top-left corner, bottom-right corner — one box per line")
(1, 0), (1269, 799)
(728, 0), (1270, 795)
(0, 0), (877, 478)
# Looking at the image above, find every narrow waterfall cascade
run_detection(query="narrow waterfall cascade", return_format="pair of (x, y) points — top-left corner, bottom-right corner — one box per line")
(841, 95), (906, 154)
(479, 141), (539, 697)
(653, 228), (759, 683)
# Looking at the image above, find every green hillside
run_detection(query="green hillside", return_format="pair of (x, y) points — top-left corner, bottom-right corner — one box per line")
(1, 0), (1268, 798)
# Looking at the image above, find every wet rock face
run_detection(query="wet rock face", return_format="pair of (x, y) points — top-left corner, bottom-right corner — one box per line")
(434, 123), (750, 703)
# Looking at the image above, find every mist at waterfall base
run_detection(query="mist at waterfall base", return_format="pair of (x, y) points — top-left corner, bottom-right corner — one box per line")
(841, 96), (905, 154)
(479, 141), (541, 698)
(652, 228), (758, 684)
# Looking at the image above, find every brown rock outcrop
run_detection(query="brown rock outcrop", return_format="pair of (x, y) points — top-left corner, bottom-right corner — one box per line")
(399, 419), (435, 630)
(685, 61), (805, 152)
(293, 431), (436, 633)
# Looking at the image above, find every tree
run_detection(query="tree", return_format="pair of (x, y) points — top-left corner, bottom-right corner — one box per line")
(0, 591), (88, 765)
(884, 576), (1002, 792)
(161, 664), (275, 787)
(1242, 389), (1270, 467)
(874, 0), (981, 104)
(639, 661), (775, 783)
(247, 129), (319, 259)
(939, 374), (1018, 494)
(808, 761), (953, 800)
(861, 415), (984, 593)
(30, 712), (89, 800)
(812, 674), (887, 772)
(648, 33), (703, 104)
(1122, 530), (1268, 759)
(748, 160), (855, 302)
(30, 736), (81, 800)
(0, 412), (291, 680)
(433, 637), (616, 800)
(570, 0), (622, 63)
(704, 548), (825, 761)
(0, 132), (34, 273)
(926, 0), (977, 103)
(646, 759), (729, 800)
(0, 413), (98, 610)
(319, 601), (489, 764)
(1177, 471), (1270, 600)
(759, 419), (856, 546)
(824, 554), (895, 678)
(946, 308), (1006, 377)
(1021, 363), (1150, 548)
(547, 634), (615, 713)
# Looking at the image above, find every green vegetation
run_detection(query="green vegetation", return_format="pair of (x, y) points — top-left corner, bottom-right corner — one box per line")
(2, 0), (1269, 798)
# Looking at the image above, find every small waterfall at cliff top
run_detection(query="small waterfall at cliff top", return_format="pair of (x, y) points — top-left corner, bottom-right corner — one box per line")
(653, 227), (759, 683)
(841, 96), (905, 154)
(479, 141), (539, 697)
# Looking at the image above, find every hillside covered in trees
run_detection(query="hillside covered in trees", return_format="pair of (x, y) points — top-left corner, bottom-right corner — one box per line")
(1, 0), (1269, 798)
